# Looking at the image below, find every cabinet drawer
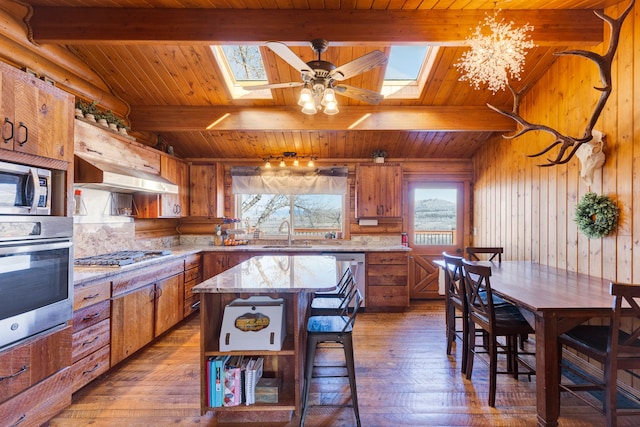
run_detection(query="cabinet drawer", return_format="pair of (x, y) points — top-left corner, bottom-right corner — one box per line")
(112, 260), (184, 297)
(184, 253), (202, 270)
(73, 299), (110, 333)
(367, 252), (408, 265)
(367, 286), (408, 307)
(0, 325), (71, 404)
(0, 367), (71, 427)
(74, 279), (111, 310)
(185, 268), (201, 283)
(184, 294), (200, 317)
(71, 345), (110, 393)
(72, 319), (110, 363)
(367, 265), (408, 286)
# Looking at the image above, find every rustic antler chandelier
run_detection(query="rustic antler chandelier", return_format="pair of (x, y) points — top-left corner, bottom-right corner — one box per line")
(455, 10), (535, 93)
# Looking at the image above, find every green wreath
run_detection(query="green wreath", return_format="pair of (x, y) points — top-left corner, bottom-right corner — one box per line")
(574, 192), (619, 239)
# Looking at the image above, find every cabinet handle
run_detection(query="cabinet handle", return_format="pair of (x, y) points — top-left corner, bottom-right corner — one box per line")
(9, 414), (26, 427)
(82, 312), (101, 321)
(149, 288), (156, 302)
(191, 300), (201, 309)
(2, 117), (13, 143)
(143, 164), (154, 170)
(156, 286), (163, 298)
(86, 148), (103, 155)
(82, 363), (101, 375)
(17, 122), (28, 146)
(82, 336), (99, 346)
(83, 293), (100, 300)
(0, 365), (27, 381)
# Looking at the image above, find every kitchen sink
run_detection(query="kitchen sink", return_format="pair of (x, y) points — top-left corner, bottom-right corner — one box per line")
(261, 245), (313, 249)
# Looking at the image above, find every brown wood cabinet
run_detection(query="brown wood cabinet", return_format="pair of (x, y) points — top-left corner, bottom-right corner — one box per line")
(0, 325), (72, 426)
(202, 251), (252, 280)
(184, 253), (202, 317)
(366, 251), (409, 311)
(110, 260), (185, 366)
(189, 163), (224, 217)
(71, 278), (112, 392)
(134, 155), (189, 218)
(0, 61), (73, 163)
(355, 163), (402, 218)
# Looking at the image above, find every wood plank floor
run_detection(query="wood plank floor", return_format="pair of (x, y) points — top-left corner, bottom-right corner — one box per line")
(49, 300), (636, 427)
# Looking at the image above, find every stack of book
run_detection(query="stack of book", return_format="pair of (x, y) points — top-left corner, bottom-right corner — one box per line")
(207, 356), (265, 407)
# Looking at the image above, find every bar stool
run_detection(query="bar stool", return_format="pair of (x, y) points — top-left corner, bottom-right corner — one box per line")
(300, 289), (363, 427)
(310, 275), (357, 315)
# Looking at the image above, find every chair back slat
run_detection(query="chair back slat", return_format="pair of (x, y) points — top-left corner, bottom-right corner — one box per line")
(466, 247), (503, 263)
(340, 289), (363, 335)
(609, 282), (640, 356)
(462, 260), (494, 329)
(443, 252), (465, 303)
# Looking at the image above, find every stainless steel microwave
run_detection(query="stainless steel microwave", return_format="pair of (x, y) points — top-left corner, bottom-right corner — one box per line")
(0, 160), (51, 215)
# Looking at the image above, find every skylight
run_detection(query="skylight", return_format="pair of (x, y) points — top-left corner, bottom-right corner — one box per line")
(382, 45), (438, 99)
(211, 45), (271, 99)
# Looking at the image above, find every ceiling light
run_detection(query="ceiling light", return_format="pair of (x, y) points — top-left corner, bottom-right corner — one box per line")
(298, 83), (339, 115)
(455, 10), (535, 93)
(262, 153), (318, 168)
(264, 159), (272, 168)
(279, 159), (286, 167)
(307, 159), (315, 167)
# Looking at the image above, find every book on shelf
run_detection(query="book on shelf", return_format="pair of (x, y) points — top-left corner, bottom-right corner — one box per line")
(208, 355), (229, 407)
(223, 355), (244, 407)
(244, 357), (264, 405)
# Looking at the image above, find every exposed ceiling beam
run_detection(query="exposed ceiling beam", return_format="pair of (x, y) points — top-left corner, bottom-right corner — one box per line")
(128, 106), (517, 132)
(29, 8), (603, 46)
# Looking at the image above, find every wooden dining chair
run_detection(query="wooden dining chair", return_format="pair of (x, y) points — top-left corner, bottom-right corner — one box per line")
(442, 252), (469, 374)
(461, 259), (535, 407)
(559, 282), (640, 427)
(465, 246), (503, 263)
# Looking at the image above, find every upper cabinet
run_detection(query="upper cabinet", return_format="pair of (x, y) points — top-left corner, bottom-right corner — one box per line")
(189, 163), (224, 217)
(134, 155), (189, 218)
(0, 62), (73, 163)
(355, 163), (403, 218)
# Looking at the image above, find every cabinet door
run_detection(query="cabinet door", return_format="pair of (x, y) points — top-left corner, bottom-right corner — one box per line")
(0, 63), (73, 162)
(110, 284), (155, 366)
(155, 273), (184, 337)
(159, 156), (188, 217)
(190, 163), (223, 217)
(355, 163), (402, 218)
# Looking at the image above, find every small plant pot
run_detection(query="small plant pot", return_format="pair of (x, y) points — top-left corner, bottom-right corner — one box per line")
(118, 127), (129, 136)
(97, 118), (108, 127)
(84, 113), (96, 122)
(75, 108), (84, 119)
(373, 156), (385, 163)
(108, 123), (118, 131)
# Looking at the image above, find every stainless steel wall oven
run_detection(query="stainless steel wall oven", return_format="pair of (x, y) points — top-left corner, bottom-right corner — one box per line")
(0, 216), (73, 349)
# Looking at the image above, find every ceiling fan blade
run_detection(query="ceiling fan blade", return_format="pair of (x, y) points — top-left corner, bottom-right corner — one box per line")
(242, 82), (303, 91)
(330, 50), (388, 81)
(266, 41), (314, 75)
(334, 84), (384, 104)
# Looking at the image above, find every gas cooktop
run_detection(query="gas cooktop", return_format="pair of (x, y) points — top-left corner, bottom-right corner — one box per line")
(74, 250), (172, 267)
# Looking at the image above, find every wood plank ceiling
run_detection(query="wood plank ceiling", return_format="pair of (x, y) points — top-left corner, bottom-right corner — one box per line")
(17, 0), (619, 162)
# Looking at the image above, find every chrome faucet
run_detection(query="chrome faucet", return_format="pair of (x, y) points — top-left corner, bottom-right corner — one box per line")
(279, 219), (292, 246)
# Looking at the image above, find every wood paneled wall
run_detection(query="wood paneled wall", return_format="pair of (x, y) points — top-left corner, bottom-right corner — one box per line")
(472, 2), (639, 283)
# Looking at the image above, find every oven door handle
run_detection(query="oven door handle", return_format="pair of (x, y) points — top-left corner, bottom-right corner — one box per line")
(0, 239), (72, 255)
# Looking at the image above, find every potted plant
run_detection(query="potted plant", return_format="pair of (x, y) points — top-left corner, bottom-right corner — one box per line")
(93, 111), (108, 127)
(371, 150), (387, 163)
(104, 110), (121, 131)
(75, 100), (98, 122)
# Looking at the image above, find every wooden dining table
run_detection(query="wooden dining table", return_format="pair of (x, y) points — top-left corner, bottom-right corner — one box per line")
(437, 260), (614, 427)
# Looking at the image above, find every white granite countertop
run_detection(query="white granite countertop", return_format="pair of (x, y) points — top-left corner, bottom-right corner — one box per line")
(192, 255), (338, 293)
(73, 243), (409, 284)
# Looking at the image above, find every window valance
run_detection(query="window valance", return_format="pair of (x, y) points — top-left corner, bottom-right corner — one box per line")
(231, 166), (348, 195)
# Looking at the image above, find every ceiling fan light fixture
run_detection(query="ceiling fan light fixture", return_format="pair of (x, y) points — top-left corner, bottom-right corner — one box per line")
(323, 101), (339, 115)
(298, 87), (313, 106)
(301, 101), (318, 115)
(321, 88), (336, 106)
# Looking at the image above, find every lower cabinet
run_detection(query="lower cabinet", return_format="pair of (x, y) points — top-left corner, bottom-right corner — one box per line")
(202, 252), (251, 280)
(110, 260), (185, 366)
(366, 251), (409, 311)
(71, 278), (111, 393)
(0, 325), (72, 425)
(184, 253), (202, 317)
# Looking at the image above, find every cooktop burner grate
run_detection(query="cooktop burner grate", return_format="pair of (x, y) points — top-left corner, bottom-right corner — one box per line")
(74, 250), (172, 267)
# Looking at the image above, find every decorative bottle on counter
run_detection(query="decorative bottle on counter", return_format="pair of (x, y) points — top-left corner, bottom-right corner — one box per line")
(214, 225), (223, 246)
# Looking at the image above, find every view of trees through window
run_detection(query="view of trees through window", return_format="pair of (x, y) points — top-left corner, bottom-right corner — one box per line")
(238, 194), (343, 238)
(413, 188), (457, 246)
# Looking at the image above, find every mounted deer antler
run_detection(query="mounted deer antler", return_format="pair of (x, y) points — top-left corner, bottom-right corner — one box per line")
(487, 0), (635, 167)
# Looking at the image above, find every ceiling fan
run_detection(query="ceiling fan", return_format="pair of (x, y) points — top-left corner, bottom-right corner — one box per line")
(244, 39), (388, 108)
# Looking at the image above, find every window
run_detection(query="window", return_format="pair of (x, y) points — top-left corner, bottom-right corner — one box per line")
(211, 45), (271, 99)
(237, 194), (344, 238)
(412, 187), (458, 246)
(231, 167), (348, 239)
(381, 45), (439, 99)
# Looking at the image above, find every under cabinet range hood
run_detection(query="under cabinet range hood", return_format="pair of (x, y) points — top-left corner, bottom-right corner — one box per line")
(74, 155), (178, 194)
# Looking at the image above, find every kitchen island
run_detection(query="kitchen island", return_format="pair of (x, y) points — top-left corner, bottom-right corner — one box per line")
(192, 255), (337, 422)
